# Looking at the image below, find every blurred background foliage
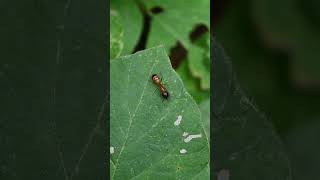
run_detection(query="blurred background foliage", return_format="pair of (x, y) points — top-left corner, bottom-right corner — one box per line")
(214, 0), (320, 179)
(110, 0), (210, 104)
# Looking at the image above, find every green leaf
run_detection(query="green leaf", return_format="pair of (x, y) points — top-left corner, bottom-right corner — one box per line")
(110, 46), (209, 179)
(188, 33), (210, 90)
(212, 38), (292, 179)
(176, 61), (209, 103)
(111, 0), (143, 55)
(199, 98), (210, 141)
(193, 164), (210, 180)
(140, 0), (210, 51)
(110, 12), (124, 59)
(192, 98), (210, 180)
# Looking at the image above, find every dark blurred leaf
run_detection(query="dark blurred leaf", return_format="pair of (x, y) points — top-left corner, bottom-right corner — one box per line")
(212, 37), (292, 180)
(215, 0), (296, 132)
(253, 0), (320, 86)
(0, 0), (107, 179)
(284, 119), (320, 180)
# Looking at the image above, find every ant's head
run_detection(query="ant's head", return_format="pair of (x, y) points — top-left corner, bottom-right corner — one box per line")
(151, 74), (157, 79)
(151, 74), (161, 83)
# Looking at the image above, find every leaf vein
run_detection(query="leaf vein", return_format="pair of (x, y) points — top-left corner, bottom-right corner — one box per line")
(112, 59), (158, 178)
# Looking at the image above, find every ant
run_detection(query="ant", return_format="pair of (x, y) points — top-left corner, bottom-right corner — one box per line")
(151, 74), (170, 100)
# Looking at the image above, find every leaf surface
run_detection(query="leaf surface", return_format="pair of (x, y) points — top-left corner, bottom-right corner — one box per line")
(110, 46), (209, 179)
(193, 98), (211, 180)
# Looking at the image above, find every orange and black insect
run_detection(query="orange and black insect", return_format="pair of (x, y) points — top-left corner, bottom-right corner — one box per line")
(151, 74), (170, 99)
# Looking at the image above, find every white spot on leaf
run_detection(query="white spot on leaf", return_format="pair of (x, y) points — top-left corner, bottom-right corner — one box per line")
(182, 132), (189, 137)
(217, 169), (230, 180)
(180, 149), (187, 154)
(174, 115), (182, 126)
(110, 147), (114, 154)
(184, 134), (202, 143)
(110, 10), (119, 16)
